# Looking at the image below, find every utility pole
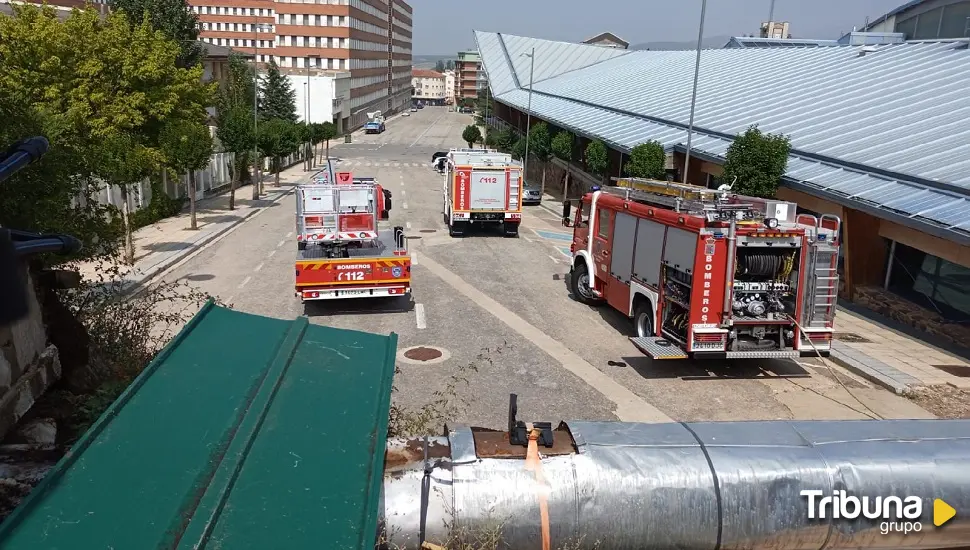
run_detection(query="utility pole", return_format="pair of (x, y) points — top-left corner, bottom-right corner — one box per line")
(252, 18), (271, 198)
(682, 0), (707, 185)
(522, 47), (535, 184)
(305, 57), (312, 171)
(768, 0), (776, 24)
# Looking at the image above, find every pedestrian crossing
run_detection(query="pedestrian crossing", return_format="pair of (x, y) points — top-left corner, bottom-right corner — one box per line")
(331, 159), (429, 168)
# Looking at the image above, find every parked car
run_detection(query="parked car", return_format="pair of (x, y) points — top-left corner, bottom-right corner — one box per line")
(523, 185), (542, 205)
(410, 107), (418, 112)
(402, 111), (410, 116)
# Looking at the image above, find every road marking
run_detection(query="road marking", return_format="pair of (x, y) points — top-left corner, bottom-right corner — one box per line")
(415, 303), (427, 329)
(237, 275), (252, 289)
(393, 162), (400, 167)
(523, 236), (534, 243)
(411, 251), (419, 265)
(254, 262), (264, 272)
(277, 239), (285, 248)
(365, 162), (372, 166)
(402, 202), (408, 209)
(285, 231), (293, 238)
(549, 255), (559, 263)
(384, 162), (390, 167)
(401, 189), (406, 196)
(419, 253), (672, 424)
(409, 113), (446, 148)
(226, 295), (234, 304)
(406, 221), (412, 230)
(267, 249), (277, 258)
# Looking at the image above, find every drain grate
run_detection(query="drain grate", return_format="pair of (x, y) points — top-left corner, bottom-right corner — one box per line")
(835, 332), (872, 343)
(932, 365), (970, 378)
(419, 229), (437, 233)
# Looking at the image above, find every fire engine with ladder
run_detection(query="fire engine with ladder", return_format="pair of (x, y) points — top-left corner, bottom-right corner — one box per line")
(442, 148), (523, 237)
(294, 163), (411, 302)
(566, 177), (841, 360)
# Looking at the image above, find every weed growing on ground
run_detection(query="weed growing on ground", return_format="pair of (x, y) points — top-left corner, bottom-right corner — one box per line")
(387, 343), (510, 438)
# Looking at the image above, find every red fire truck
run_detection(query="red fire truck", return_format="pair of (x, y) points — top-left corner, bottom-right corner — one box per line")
(294, 167), (411, 302)
(566, 177), (841, 360)
(442, 148), (523, 237)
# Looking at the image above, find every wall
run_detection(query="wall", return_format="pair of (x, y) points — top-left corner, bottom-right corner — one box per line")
(287, 74), (337, 124)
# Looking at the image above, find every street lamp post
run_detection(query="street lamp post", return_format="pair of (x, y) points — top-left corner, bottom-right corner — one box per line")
(682, 0), (707, 185)
(521, 47), (535, 185)
(305, 57), (312, 171)
(252, 18), (272, 197)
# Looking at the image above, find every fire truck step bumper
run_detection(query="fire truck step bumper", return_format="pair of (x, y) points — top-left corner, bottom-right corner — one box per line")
(630, 337), (689, 360)
(724, 350), (800, 359)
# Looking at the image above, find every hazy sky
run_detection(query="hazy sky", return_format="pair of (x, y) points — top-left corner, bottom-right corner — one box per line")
(409, 0), (906, 54)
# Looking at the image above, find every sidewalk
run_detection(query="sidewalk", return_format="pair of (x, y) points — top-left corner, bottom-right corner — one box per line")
(76, 164), (312, 291)
(537, 192), (970, 394)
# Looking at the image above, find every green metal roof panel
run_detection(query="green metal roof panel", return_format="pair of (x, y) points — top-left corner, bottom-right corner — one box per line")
(0, 302), (397, 550)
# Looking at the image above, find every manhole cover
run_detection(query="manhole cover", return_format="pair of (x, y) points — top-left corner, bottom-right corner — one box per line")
(397, 345), (452, 365)
(932, 365), (970, 378)
(404, 347), (442, 361)
(420, 229), (437, 233)
(835, 332), (872, 343)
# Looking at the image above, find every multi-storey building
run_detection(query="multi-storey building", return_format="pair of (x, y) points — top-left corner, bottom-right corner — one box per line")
(411, 69), (445, 105)
(443, 69), (455, 105)
(455, 50), (484, 106)
(190, 0), (412, 131)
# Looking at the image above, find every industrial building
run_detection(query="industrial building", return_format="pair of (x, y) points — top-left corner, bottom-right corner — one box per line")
(863, 0), (970, 39)
(474, 29), (970, 348)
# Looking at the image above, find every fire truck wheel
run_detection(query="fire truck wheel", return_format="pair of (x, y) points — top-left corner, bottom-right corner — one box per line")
(633, 300), (654, 338)
(570, 262), (600, 305)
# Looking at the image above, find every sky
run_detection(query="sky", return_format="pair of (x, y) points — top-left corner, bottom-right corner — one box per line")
(409, 0), (907, 54)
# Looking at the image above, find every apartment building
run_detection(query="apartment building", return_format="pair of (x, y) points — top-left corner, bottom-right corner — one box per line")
(411, 69), (445, 105)
(443, 69), (455, 105)
(456, 50), (484, 105)
(190, 0), (413, 130)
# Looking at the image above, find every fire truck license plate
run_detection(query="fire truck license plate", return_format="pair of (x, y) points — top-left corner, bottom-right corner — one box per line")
(340, 289), (368, 296)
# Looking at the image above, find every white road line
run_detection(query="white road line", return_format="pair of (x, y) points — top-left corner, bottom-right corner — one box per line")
(411, 251), (419, 265)
(415, 303), (427, 329)
(408, 113), (446, 148)
(237, 276), (252, 289)
(418, 254), (672, 423)
(226, 295), (234, 304)
(393, 162), (400, 167)
(549, 255), (559, 263)
(285, 231), (293, 238)
(401, 189), (406, 196)
(277, 239), (285, 248)
(254, 262), (264, 272)
(523, 236), (534, 243)
(402, 202), (408, 209)
(384, 162), (390, 167)
(267, 249), (277, 258)
(406, 221), (412, 230)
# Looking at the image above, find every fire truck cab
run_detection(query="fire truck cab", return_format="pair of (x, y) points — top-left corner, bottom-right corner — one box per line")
(567, 177), (842, 360)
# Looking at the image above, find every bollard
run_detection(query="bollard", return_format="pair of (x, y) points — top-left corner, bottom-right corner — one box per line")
(561, 200), (572, 227)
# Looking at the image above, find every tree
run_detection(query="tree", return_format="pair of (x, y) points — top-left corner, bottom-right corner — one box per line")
(434, 60), (445, 72)
(108, 0), (203, 68)
(160, 117), (213, 230)
(528, 122), (552, 194)
(260, 60), (297, 122)
(551, 131), (575, 197)
(445, 59), (455, 70)
(311, 121), (338, 163)
(585, 139), (609, 181)
(511, 137), (527, 161)
(624, 140), (666, 180)
(720, 125), (791, 198)
(258, 119), (301, 186)
(93, 133), (159, 264)
(216, 52), (257, 209)
(462, 125), (482, 148)
(495, 128), (516, 153)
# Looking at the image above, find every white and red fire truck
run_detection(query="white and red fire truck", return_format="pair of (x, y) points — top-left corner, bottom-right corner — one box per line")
(567, 177), (842, 360)
(442, 148), (523, 237)
(294, 165), (411, 302)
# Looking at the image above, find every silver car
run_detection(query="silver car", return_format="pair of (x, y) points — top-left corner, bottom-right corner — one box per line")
(523, 186), (542, 205)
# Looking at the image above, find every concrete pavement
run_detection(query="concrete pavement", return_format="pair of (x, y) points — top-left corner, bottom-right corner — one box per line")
(117, 106), (937, 427)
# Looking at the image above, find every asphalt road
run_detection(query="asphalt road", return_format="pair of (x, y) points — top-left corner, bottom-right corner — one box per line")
(157, 106), (934, 429)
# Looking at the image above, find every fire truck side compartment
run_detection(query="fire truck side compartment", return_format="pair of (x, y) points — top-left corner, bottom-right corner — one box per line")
(608, 212), (637, 284)
(661, 227), (698, 274)
(631, 218), (665, 288)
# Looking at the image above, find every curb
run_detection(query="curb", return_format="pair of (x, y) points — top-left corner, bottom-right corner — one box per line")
(825, 348), (913, 395)
(122, 186), (296, 296)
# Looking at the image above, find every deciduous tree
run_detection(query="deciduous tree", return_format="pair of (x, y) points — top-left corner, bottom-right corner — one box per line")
(258, 119), (301, 186)
(625, 140), (666, 180)
(160, 117), (213, 230)
(511, 137), (527, 161)
(462, 124), (482, 148)
(551, 131), (575, 197)
(215, 52), (257, 209)
(720, 125), (791, 198)
(528, 122), (551, 194)
(585, 139), (608, 181)
(108, 0), (203, 68)
(312, 121), (338, 163)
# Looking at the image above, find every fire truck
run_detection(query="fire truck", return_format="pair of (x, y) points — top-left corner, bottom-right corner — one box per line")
(294, 166), (411, 302)
(442, 148), (523, 237)
(566, 177), (841, 360)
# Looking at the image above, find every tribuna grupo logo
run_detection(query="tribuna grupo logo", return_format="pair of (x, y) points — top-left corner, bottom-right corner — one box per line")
(802, 490), (924, 535)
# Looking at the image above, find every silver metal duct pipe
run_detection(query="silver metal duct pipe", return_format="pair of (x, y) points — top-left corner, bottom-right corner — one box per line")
(381, 419), (970, 549)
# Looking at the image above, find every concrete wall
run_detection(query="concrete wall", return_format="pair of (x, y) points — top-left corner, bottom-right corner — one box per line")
(0, 266), (61, 441)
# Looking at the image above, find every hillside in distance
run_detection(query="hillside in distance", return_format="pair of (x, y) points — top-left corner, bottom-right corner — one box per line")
(631, 35), (733, 50)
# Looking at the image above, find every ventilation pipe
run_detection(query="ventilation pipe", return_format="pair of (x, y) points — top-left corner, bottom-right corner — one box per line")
(381, 415), (970, 549)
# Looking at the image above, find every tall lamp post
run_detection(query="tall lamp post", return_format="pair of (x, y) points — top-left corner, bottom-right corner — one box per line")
(521, 47), (535, 184)
(252, 18), (272, 197)
(682, 0), (707, 185)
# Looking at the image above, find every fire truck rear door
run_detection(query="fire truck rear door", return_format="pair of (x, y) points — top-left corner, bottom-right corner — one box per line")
(592, 207), (612, 279)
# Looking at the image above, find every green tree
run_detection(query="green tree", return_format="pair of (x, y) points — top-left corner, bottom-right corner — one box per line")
(551, 132), (573, 162)
(434, 59), (445, 72)
(528, 122), (552, 194)
(311, 121), (338, 163)
(585, 139), (609, 181)
(160, 117), (213, 230)
(720, 125), (791, 198)
(260, 60), (297, 122)
(495, 128), (516, 153)
(624, 140), (666, 180)
(215, 52), (257, 209)
(462, 124), (482, 148)
(108, 0), (202, 68)
(258, 119), (301, 186)
(511, 137), (527, 161)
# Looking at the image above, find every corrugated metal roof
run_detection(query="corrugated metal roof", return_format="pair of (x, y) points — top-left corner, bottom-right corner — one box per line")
(0, 302), (398, 550)
(475, 31), (970, 244)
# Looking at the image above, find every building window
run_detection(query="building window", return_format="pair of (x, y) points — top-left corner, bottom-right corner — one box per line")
(597, 209), (610, 239)
(886, 240), (970, 322)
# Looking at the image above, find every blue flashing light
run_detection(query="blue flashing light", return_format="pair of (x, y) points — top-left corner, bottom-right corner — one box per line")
(591, 185), (601, 192)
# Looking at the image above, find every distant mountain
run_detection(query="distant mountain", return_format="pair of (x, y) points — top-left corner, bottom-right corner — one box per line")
(412, 54), (456, 69)
(630, 35), (733, 50)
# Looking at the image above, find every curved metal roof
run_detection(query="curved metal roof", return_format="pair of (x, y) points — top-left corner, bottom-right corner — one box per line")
(474, 30), (970, 244)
